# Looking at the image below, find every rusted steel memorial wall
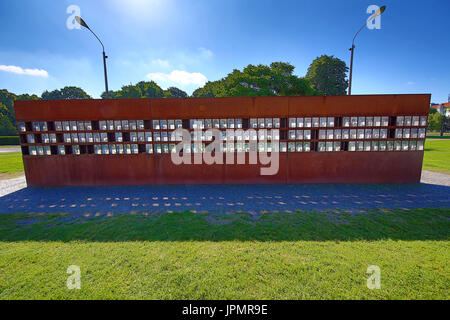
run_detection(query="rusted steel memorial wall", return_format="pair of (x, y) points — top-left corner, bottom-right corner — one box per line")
(15, 94), (430, 186)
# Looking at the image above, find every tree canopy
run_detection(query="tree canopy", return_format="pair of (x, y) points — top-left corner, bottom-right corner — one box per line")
(41, 86), (92, 100)
(101, 81), (187, 99)
(305, 55), (348, 95)
(193, 62), (318, 98)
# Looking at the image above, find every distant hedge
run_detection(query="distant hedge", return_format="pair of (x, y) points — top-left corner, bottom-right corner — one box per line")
(0, 136), (20, 145)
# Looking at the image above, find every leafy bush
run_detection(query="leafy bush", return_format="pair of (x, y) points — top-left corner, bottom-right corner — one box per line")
(0, 136), (20, 145)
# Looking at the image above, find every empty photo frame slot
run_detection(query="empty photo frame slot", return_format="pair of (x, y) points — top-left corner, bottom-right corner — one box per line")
(107, 132), (115, 142)
(65, 145), (73, 155)
(144, 120), (152, 130)
(79, 145), (87, 154)
(21, 146), (29, 155)
(91, 121), (99, 130)
(25, 122), (32, 131)
(87, 145), (95, 154)
(47, 121), (55, 131)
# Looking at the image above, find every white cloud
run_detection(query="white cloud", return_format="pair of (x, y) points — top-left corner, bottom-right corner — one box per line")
(407, 81), (415, 85)
(151, 58), (171, 68)
(0, 64), (48, 77)
(147, 70), (207, 86)
(198, 47), (213, 59)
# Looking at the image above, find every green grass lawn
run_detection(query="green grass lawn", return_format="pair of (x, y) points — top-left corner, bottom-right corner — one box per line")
(0, 153), (24, 175)
(0, 209), (448, 300)
(423, 140), (450, 174)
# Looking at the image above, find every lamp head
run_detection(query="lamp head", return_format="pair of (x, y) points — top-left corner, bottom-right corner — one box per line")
(368, 5), (386, 22)
(75, 16), (90, 30)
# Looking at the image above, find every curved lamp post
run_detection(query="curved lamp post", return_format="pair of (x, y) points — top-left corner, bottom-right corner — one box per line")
(348, 5), (386, 95)
(75, 16), (109, 98)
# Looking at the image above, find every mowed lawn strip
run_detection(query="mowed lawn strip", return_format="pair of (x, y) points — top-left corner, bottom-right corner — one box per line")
(0, 153), (23, 175)
(0, 209), (449, 300)
(423, 140), (450, 174)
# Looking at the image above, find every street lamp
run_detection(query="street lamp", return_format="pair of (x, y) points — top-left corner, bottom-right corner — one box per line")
(75, 16), (109, 98)
(348, 5), (386, 95)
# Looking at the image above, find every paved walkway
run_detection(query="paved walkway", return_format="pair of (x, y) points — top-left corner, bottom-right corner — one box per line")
(0, 181), (448, 215)
(0, 146), (21, 154)
(421, 170), (450, 187)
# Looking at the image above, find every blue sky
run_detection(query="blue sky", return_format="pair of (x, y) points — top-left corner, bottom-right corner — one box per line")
(0, 0), (448, 102)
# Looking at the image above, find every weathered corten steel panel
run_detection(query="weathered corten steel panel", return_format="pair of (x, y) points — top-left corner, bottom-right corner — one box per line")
(15, 94), (430, 186)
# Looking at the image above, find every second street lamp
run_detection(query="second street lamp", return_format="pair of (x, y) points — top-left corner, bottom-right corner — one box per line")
(75, 16), (109, 98)
(348, 5), (386, 95)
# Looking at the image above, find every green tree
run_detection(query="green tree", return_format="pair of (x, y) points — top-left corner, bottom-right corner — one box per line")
(102, 81), (165, 99)
(41, 86), (91, 100)
(0, 114), (17, 136)
(305, 55), (348, 95)
(192, 62), (317, 98)
(0, 89), (40, 135)
(429, 107), (437, 115)
(164, 87), (188, 98)
(428, 112), (444, 131)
